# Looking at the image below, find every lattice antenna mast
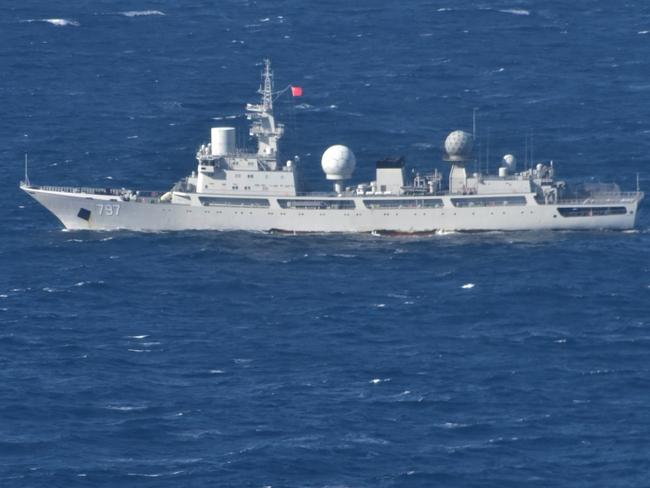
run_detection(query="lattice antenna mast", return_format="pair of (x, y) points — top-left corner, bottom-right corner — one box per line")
(260, 59), (273, 112)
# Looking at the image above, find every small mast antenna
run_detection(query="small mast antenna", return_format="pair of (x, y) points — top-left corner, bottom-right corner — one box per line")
(530, 129), (534, 170)
(24, 153), (30, 187)
(486, 127), (491, 175)
(524, 134), (528, 168)
(472, 107), (478, 139)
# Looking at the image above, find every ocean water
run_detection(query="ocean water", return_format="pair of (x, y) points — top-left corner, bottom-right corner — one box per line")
(2, 1), (650, 486)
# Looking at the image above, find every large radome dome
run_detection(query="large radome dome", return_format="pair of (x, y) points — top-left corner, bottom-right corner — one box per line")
(444, 130), (473, 160)
(321, 145), (356, 180)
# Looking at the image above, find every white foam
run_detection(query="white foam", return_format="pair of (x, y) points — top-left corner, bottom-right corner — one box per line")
(121, 10), (165, 17)
(498, 8), (530, 16)
(25, 18), (80, 26)
(369, 378), (390, 384)
(105, 404), (147, 411)
(461, 283), (475, 289)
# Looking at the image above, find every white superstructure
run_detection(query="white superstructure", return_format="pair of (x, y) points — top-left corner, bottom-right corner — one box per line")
(20, 60), (644, 233)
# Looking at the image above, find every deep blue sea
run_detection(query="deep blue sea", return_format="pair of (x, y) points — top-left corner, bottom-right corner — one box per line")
(2, 1), (650, 486)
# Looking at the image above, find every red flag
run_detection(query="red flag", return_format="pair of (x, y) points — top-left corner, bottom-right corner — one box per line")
(291, 85), (303, 97)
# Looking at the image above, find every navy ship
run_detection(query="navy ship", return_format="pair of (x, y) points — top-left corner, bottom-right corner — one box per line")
(21, 60), (643, 232)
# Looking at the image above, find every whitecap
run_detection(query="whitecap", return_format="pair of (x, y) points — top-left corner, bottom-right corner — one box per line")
(209, 369), (225, 374)
(369, 378), (390, 384)
(73, 281), (85, 287)
(498, 8), (530, 16)
(0, 294), (7, 299)
(127, 335), (149, 339)
(461, 283), (475, 289)
(24, 18), (80, 27)
(440, 422), (468, 429)
(105, 404), (147, 411)
(121, 10), (165, 17)
(638, 30), (649, 35)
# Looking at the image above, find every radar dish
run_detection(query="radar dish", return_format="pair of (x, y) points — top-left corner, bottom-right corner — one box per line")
(503, 154), (517, 171)
(321, 145), (356, 180)
(444, 130), (473, 161)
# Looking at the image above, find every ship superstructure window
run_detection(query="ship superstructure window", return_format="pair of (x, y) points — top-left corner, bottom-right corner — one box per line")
(199, 197), (270, 207)
(450, 196), (527, 207)
(363, 199), (443, 209)
(558, 206), (627, 217)
(277, 199), (356, 210)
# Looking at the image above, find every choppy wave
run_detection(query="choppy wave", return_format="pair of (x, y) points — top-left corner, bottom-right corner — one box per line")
(120, 10), (165, 17)
(498, 8), (531, 16)
(23, 18), (80, 27)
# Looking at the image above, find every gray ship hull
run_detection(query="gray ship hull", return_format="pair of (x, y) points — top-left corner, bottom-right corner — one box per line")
(22, 185), (642, 233)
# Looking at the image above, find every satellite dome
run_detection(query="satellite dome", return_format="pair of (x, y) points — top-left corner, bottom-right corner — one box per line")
(321, 145), (356, 180)
(503, 154), (517, 171)
(444, 130), (474, 161)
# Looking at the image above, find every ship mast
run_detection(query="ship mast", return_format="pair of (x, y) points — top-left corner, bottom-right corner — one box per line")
(261, 59), (273, 112)
(246, 59), (285, 168)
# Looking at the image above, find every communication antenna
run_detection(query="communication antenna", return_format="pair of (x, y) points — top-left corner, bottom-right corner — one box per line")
(24, 153), (30, 187)
(472, 107), (478, 139)
(530, 130), (534, 171)
(524, 134), (528, 168)
(486, 127), (491, 175)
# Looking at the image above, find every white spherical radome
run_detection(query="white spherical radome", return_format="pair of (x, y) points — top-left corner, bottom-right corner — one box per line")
(503, 154), (517, 171)
(444, 130), (473, 159)
(321, 145), (356, 181)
